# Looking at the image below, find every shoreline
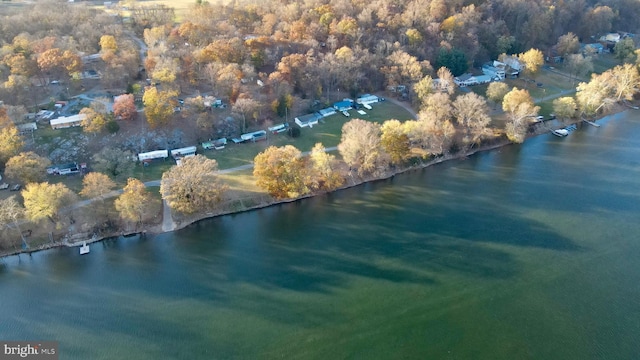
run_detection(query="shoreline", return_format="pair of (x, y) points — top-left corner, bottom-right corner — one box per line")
(1, 107), (632, 259)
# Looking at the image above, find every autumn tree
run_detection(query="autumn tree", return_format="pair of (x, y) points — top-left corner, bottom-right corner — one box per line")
(413, 75), (434, 107)
(552, 97), (578, 120)
(5, 152), (51, 184)
(160, 155), (227, 214)
(232, 97), (260, 132)
(307, 143), (344, 192)
(380, 120), (411, 165)
(576, 73), (616, 117)
(435, 67), (456, 95)
(99, 35), (118, 53)
(79, 172), (117, 201)
(555, 33), (580, 58)
(382, 50), (429, 88)
(92, 148), (135, 180)
(565, 54), (593, 83)
(518, 48), (544, 78)
(452, 93), (492, 149)
(143, 86), (178, 128)
(21, 182), (76, 227)
(486, 82), (510, 108)
(80, 107), (108, 134)
(0, 196), (28, 249)
(0, 126), (24, 166)
(502, 88), (540, 143)
(404, 93), (457, 157)
(115, 178), (159, 227)
(338, 119), (389, 177)
(36, 48), (81, 80)
(0, 107), (12, 128)
(609, 63), (640, 101)
(113, 94), (137, 121)
(253, 145), (309, 199)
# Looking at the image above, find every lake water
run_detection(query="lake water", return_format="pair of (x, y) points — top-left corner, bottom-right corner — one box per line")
(2, 112), (640, 359)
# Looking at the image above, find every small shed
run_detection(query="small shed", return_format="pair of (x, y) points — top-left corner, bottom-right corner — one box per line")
(17, 122), (37, 134)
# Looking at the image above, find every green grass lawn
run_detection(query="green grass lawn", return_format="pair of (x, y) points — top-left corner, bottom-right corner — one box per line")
(590, 53), (621, 74)
(138, 101), (414, 172)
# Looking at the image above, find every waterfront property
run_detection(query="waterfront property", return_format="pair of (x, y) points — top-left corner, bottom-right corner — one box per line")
(2, 112), (640, 359)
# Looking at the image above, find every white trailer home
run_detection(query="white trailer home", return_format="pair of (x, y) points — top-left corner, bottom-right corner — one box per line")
(50, 114), (86, 129)
(138, 150), (169, 162)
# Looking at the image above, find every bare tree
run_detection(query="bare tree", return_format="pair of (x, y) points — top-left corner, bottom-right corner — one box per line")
(232, 97), (260, 132)
(160, 155), (227, 214)
(0, 196), (29, 249)
(452, 93), (492, 149)
(338, 119), (389, 177)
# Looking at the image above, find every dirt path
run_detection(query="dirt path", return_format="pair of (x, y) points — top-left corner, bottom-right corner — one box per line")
(382, 96), (418, 119)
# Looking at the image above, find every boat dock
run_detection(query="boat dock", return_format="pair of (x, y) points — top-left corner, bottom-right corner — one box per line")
(583, 119), (601, 127)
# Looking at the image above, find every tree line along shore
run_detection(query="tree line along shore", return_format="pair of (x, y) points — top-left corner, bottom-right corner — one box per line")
(1, 0), (640, 256)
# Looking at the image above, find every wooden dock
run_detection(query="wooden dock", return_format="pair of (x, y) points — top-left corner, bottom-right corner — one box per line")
(582, 119), (600, 127)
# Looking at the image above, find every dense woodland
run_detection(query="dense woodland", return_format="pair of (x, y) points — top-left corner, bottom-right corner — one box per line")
(1, 0), (640, 107)
(1, 0), (640, 251)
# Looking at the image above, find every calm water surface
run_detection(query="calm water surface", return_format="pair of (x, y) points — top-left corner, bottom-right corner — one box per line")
(2, 112), (640, 359)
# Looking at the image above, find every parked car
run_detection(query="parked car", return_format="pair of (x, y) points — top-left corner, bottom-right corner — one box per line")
(10, 184), (21, 191)
(0, 183), (8, 190)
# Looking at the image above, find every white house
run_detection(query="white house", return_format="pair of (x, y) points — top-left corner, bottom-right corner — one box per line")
(47, 163), (79, 175)
(600, 33), (621, 43)
(482, 62), (506, 80)
(500, 56), (523, 76)
(356, 94), (379, 105)
(474, 75), (493, 84)
(318, 108), (336, 117)
(50, 114), (86, 129)
(138, 150), (169, 162)
(237, 130), (267, 142)
(454, 74), (478, 87)
(295, 113), (322, 128)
